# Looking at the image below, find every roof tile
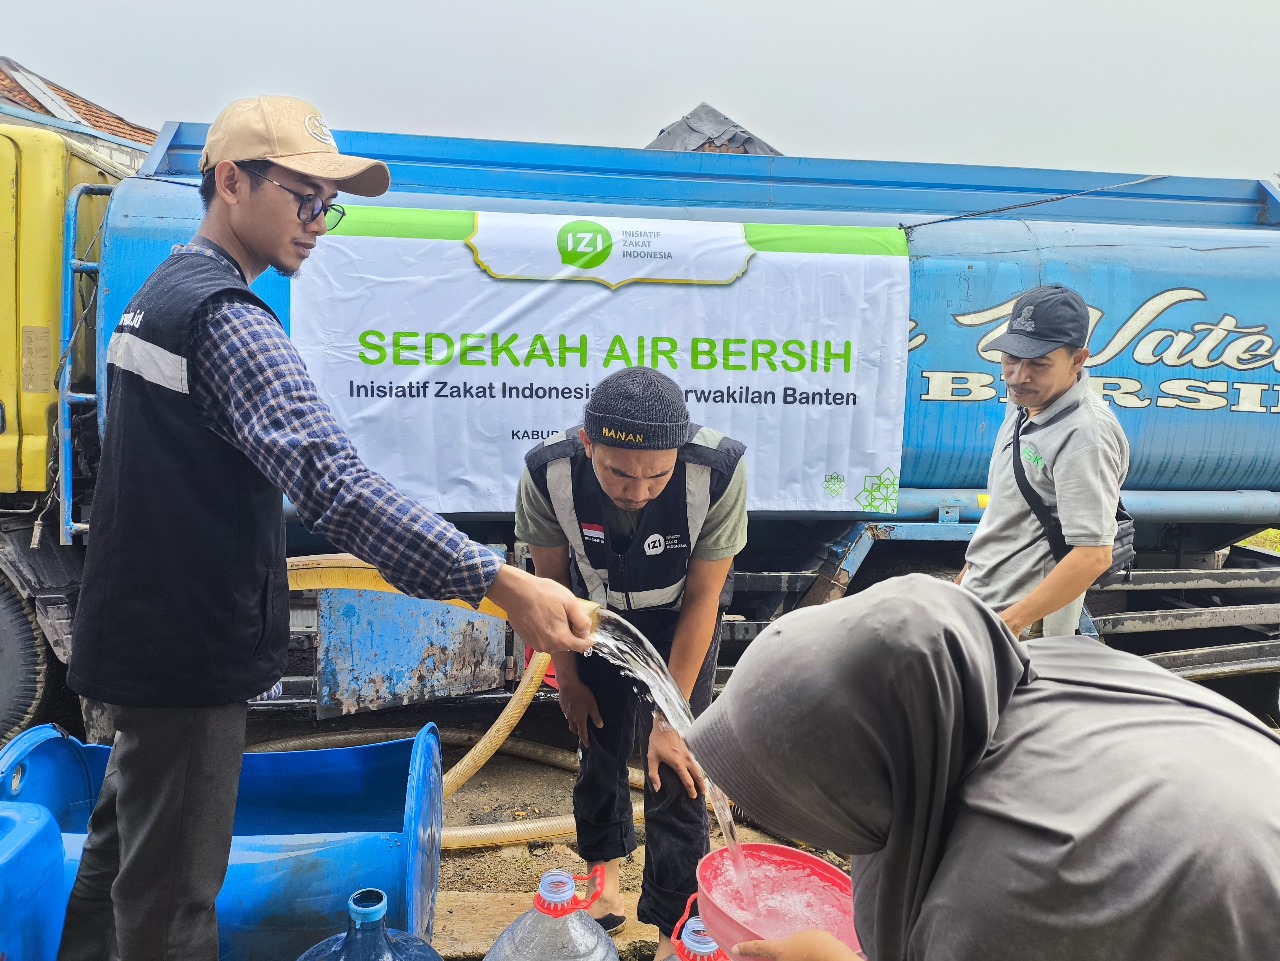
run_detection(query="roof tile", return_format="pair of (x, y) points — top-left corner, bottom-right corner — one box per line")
(0, 61), (156, 145)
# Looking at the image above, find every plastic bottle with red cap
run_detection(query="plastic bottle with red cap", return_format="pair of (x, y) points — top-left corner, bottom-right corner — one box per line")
(673, 894), (729, 961)
(483, 866), (620, 961)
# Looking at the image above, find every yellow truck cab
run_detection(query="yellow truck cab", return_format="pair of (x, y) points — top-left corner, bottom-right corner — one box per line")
(0, 124), (125, 739)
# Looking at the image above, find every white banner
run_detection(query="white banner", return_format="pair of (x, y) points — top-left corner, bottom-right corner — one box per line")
(290, 209), (910, 513)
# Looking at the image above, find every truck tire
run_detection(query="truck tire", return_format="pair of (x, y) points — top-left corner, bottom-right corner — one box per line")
(0, 579), (52, 746)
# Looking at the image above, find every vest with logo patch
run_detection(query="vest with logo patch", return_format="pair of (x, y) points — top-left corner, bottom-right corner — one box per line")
(524, 426), (744, 624)
(69, 247), (289, 707)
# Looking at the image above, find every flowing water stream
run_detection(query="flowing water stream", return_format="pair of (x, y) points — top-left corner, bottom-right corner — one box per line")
(587, 608), (759, 916)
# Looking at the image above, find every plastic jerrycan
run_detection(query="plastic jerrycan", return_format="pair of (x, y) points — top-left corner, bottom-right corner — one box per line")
(484, 866), (620, 961)
(297, 888), (444, 961)
(673, 894), (729, 961)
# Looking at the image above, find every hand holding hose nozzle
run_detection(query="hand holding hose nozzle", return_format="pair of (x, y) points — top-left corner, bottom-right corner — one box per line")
(487, 566), (596, 653)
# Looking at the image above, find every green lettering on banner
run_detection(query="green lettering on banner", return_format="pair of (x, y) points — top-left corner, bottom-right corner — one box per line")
(359, 330), (387, 365)
(752, 340), (778, 371)
(459, 333), (486, 366)
(424, 333), (455, 366)
(825, 341), (854, 373)
(691, 338), (716, 370)
(651, 336), (678, 370)
(492, 333), (521, 366)
(559, 335), (589, 368)
(393, 331), (419, 366)
(743, 224), (908, 256)
(525, 334), (555, 367)
(781, 340), (807, 373)
(723, 338), (747, 371)
(603, 336), (633, 368)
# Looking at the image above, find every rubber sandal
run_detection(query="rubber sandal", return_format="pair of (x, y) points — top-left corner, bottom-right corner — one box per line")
(593, 913), (627, 935)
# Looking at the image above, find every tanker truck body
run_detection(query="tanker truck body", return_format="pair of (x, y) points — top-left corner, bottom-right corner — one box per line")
(3, 117), (1279, 741)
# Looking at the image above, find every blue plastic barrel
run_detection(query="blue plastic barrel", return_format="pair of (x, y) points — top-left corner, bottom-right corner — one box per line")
(0, 801), (65, 961)
(0, 724), (443, 961)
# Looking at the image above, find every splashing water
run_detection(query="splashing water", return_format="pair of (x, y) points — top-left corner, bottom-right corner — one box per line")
(589, 609), (759, 915)
(706, 782), (758, 915)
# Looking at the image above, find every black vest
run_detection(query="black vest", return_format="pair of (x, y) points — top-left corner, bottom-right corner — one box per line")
(69, 247), (289, 707)
(525, 426), (744, 637)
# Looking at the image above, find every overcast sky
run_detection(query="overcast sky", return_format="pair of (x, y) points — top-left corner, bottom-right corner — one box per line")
(10, 0), (1277, 180)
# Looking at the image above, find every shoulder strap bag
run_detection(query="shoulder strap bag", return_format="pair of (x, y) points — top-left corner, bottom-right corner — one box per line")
(1011, 407), (1135, 582)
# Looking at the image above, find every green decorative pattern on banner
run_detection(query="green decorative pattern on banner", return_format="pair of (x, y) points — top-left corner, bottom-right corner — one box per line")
(334, 207), (476, 241)
(744, 224), (907, 257)
(855, 468), (900, 512)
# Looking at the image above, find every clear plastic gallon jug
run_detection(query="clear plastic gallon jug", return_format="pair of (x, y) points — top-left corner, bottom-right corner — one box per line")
(483, 867), (620, 961)
(673, 894), (729, 961)
(297, 888), (444, 961)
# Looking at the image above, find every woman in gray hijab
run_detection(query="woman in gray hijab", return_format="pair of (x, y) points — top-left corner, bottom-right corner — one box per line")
(687, 573), (1280, 961)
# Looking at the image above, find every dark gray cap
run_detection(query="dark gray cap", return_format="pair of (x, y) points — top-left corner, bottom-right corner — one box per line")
(988, 285), (1090, 358)
(584, 368), (690, 451)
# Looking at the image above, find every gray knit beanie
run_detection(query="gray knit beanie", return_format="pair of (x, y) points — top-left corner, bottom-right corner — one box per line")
(583, 368), (690, 450)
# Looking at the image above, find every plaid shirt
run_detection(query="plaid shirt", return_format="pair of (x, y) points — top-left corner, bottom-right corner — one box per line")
(180, 243), (502, 612)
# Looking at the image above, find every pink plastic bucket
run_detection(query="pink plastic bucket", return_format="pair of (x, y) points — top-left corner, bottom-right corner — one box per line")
(696, 842), (860, 954)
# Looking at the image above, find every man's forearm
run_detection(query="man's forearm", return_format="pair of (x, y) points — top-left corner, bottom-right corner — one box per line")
(1003, 545), (1111, 633)
(193, 303), (500, 604)
(551, 650), (581, 684)
(665, 557), (734, 701)
(667, 603), (719, 701)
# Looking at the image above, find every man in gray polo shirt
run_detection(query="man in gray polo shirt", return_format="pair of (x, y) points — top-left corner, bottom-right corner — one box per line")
(959, 285), (1130, 638)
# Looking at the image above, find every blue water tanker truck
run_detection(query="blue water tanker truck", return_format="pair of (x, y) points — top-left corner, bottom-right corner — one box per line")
(3, 117), (1280, 741)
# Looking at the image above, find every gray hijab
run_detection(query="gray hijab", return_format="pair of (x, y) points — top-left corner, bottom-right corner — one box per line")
(688, 574), (1280, 961)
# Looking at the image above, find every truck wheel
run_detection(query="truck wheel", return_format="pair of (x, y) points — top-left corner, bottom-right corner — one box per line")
(0, 580), (52, 746)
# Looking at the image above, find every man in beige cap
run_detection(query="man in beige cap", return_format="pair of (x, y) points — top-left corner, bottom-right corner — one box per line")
(59, 96), (592, 961)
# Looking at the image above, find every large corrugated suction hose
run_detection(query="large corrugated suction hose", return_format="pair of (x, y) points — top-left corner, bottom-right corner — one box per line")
(441, 649), (549, 798)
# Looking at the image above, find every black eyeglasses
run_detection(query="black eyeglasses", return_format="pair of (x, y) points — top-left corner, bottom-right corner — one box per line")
(239, 166), (345, 230)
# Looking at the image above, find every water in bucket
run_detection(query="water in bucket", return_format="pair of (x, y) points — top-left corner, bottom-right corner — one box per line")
(697, 843), (860, 954)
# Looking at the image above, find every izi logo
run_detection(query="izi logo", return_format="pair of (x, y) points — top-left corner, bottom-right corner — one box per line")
(643, 534), (665, 556)
(557, 220), (613, 270)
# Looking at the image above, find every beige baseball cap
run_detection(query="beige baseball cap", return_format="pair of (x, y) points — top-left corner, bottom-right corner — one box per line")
(198, 96), (390, 197)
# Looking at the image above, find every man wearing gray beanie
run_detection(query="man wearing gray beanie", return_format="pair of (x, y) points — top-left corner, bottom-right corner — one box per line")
(516, 366), (748, 959)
